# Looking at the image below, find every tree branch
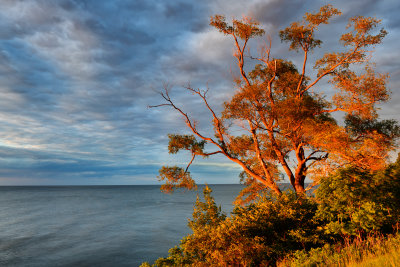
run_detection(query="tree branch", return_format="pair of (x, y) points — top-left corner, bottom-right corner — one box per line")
(249, 121), (281, 194)
(301, 45), (360, 95)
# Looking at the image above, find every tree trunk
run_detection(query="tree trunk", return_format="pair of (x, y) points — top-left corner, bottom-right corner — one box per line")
(271, 182), (282, 196)
(293, 174), (306, 196)
(294, 182), (305, 195)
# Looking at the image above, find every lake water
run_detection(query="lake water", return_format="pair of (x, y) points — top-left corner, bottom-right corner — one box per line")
(0, 185), (245, 266)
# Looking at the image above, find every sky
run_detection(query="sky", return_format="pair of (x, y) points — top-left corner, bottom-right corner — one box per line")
(0, 0), (399, 185)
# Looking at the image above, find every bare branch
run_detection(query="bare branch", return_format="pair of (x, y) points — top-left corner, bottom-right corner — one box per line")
(301, 45), (360, 95)
(249, 121), (281, 194)
(297, 48), (308, 95)
(185, 153), (196, 173)
(185, 85), (228, 146)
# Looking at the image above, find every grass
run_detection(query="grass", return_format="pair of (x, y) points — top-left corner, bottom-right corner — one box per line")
(278, 232), (400, 267)
(348, 245), (400, 267)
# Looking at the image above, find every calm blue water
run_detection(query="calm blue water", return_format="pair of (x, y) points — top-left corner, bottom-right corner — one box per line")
(0, 185), (244, 266)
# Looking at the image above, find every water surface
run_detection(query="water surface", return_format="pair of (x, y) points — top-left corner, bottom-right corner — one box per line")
(0, 185), (243, 266)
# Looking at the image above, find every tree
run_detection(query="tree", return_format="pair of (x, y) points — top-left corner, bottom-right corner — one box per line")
(152, 5), (398, 199)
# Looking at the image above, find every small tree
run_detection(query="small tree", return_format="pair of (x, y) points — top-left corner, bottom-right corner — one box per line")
(152, 5), (398, 199)
(188, 185), (226, 230)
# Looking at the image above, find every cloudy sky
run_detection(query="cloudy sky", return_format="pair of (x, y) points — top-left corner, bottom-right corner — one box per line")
(0, 0), (399, 185)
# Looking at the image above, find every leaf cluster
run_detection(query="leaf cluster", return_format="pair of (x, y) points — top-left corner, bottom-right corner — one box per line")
(345, 114), (400, 139)
(210, 15), (264, 40)
(280, 5), (341, 51)
(167, 134), (206, 155)
(157, 166), (197, 193)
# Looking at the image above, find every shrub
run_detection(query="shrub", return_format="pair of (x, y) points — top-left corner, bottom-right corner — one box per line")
(316, 156), (400, 237)
(152, 188), (324, 266)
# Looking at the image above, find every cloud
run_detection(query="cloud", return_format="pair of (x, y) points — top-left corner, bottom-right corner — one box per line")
(0, 0), (398, 185)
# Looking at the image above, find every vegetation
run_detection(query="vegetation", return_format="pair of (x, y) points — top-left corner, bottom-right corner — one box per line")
(141, 158), (400, 266)
(145, 4), (400, 267)
(151, 4), (398, 201)
(152, 189), (321, 266)
(316, 159), (400, 237)
(277, 233), (400, 267)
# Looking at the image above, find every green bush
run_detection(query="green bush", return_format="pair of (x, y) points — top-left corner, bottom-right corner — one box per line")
(316, 157), (400, 237)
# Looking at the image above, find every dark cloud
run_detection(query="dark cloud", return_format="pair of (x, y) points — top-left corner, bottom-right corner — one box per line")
(252, 0), (308, 27)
